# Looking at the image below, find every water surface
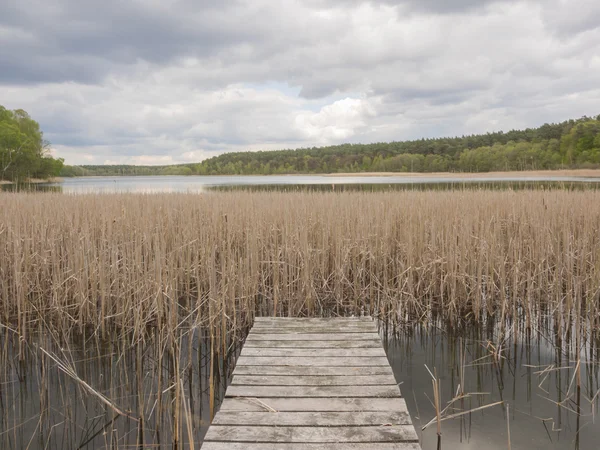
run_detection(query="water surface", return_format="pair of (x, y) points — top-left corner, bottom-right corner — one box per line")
(386, 323), (599, 449)
(3, 174), (600, 193)
(2, 323), (597, 449)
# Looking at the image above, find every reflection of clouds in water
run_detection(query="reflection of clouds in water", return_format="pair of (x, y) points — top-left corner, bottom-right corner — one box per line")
(62, 185), (206, 194)
(57, 176), (209, 194)
(387, 325), (599, 450)
(39, 174), (600, 194)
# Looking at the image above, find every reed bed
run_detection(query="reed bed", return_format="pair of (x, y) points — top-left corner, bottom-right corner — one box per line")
(1, 190), (600, 447)
(1, 190), (600, 338)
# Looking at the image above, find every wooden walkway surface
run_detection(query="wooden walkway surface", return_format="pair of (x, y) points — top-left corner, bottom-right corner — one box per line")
(201, 317), (420, 449)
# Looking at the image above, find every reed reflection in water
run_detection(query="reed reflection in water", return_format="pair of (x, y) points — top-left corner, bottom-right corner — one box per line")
(3, 318), (598, 449)
(384, 319), (600, 450)
(0, 327), (242, 449)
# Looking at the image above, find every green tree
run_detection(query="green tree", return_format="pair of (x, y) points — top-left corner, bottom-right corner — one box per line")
(0, 106), (63, 181)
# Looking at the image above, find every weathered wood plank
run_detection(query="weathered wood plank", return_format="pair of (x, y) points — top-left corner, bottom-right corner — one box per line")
(212, 411), (411, 426)
(233, 365), (395, 376)
(254, 317), (372, 322)
(252, 318), (375, 325)
(231, 374), (398, 386)
(251, 321), (377, 329)
(244, 339), (383, 348)
(202, 443), (421, 450)
(252, 320), (376, 327)
(237, 356), (390, 366)
(240, 348), (387, 357)
(246, 332), (380, 341)
(203, 425), (418, 443)
(225, 385), (401, 398)
(250, 327), (377, 334)
(218, 397), (409, 412)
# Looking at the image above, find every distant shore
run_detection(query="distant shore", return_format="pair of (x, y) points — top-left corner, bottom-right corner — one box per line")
(324, 169), (600, 178)
(10, 170), (600, 182)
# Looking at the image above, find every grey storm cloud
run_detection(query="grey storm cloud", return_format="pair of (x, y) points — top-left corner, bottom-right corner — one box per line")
(1, 0), (599, 165)
(0, 0), (254, 84)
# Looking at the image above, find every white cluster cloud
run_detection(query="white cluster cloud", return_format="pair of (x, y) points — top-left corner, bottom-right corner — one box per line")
(1, 0), (599, 165)
(295, 98), (378, 143)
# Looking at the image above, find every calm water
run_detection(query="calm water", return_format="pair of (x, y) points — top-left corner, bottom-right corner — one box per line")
(386, 323), (600, 450)
(2, 323), (598, 449)
(0, 328), (239, 450)
(3, 174), (600, 193)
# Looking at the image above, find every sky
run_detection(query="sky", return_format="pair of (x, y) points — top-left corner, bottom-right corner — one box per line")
(1, 0), (599, 166)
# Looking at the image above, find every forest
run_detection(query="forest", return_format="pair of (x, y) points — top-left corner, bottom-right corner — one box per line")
(61, 114), (600, 177)
(0, 106), (64, 182)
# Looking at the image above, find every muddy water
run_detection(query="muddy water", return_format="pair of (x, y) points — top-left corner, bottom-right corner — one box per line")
(1, 323), (598, 449)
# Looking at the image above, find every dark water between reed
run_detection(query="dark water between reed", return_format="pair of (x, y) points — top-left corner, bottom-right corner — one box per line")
(2, 321), (598, 449)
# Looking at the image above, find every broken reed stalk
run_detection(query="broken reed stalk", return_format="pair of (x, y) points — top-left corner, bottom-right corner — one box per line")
(425, 364), (442, 436)
(434, 375), (441, 437)
(506, 403), (511, 450)
(39, 347), (138, 422)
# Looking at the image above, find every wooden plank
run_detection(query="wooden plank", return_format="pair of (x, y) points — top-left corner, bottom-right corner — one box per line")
(202, 443), (421, 450)
(246, 333), (380, 341)
(231, 374), (398, 386)
(254, 317), (372, 322)
(252, 321), (376, 327)
(236, 356), (390, 366)
(212, 411), (412, 426)
(218, 397), (409, 412)
(252, 320), (377, 330)
(203, 425), (419, 443)
(233, 365), (395, 376)
(244, 339), (383, 348)
(240, 348), (387, 357)
(250, 327), (377, 334)
(225, 385), (401, 398)
(252, 321), (377, 329)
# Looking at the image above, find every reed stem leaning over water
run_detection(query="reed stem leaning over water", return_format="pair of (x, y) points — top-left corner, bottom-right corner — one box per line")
(1, 190), (600, 340)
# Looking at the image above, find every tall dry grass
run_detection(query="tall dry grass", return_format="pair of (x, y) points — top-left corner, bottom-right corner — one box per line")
(1, 190), (599, 340)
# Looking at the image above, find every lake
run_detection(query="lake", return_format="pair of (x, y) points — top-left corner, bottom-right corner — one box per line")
(3, 174), (600, 193)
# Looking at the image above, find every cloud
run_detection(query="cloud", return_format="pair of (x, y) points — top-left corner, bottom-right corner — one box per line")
(295, 98), (377, 143)
(1, 0), (599, 164)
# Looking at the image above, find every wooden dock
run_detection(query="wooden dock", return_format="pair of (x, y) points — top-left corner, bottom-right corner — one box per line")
(202, 317), (420, 449)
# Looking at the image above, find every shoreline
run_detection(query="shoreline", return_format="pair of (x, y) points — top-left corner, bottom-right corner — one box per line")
(324, 169), (600, 178)
(0, 177), (63, 185)
(62, 169), (600, 179)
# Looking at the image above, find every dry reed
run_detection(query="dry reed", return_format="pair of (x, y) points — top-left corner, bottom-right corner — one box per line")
(1, 189), (600, 446)
(1, 190), (599, 340)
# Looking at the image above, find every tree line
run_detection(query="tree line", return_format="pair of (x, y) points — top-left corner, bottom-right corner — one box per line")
(62, 114), (600, 177)
(0, 106), (64, 182)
